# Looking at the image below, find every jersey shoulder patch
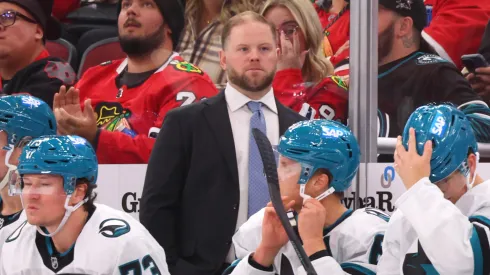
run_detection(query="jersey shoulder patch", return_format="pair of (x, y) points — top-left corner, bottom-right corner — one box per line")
(329, 75), (348, 90)
(99, 218), (131, 238)
(169, 60), (204, 75)
(415, 54), (449, 65)
(6, 220), (28, 243)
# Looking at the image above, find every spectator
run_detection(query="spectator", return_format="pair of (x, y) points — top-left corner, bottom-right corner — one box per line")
(480, 20), (490, 62)
(376, 0), (490, 147)
(312, 0), (350, 69)
(423, 0), (490, 70)
(140, 11), (304, 275)
(53, 0), (218, 164)
(0, 0), (76, 107)
(466, 20), (490, 103)
(177, 0), (265, 90)
(261, 0), (349, 123)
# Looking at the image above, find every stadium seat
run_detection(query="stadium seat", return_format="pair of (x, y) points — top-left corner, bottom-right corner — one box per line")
(78, 37), (125, 79)
(46, 38), (78, 70)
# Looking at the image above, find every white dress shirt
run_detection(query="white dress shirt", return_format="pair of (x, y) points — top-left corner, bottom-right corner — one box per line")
(224, 83), (280, 263)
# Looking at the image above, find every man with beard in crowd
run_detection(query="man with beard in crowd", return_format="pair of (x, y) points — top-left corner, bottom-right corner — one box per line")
(53, 0), (218, 164)
(140, 11), (305, 275)
(376, 0), (490, 158)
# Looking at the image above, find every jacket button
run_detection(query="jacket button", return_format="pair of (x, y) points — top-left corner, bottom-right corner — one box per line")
(233, 204), (238, 210)
(226, 241), (232, 245)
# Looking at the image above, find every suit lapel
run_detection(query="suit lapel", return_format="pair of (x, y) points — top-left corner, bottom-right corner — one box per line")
(202, 92), (239, 186)
(276, 99), (293, 135)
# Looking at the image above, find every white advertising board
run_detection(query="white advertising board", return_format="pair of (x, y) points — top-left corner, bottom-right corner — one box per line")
(95, 163), (490, 220)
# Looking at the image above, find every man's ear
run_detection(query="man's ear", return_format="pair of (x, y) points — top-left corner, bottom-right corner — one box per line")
(70, 183), (88, 205)
(313, 173), (330, 193)
(34, 25), (44, 41)
(219, 50), (227, 70)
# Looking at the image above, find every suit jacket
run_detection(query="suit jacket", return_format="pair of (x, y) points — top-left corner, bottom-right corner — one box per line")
(140, 91), (305, 275)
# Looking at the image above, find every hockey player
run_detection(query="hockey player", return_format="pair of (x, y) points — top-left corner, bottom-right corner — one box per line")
(54, 0), (218, 164)
(0, 135), (170, 275)
(0, 95), (56, 251)
(377, 104), (490, 274)
(227, 119), (389, 275)
(0, 0), (76, 106)
(261, 0), (348, 123)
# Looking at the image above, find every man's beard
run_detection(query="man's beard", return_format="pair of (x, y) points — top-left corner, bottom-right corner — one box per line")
(119, 23), (166, 58)
(227, 67), (275, 93)
(378, 24), (395, 64)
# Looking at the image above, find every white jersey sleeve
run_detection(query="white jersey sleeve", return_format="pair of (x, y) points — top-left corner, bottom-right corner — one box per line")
(376, 210), (403, 275)
(0, 210), (26, 258)
(228, 253), (275, 275)
(396, 178), (490, 275)
(233, 209), (265, 260)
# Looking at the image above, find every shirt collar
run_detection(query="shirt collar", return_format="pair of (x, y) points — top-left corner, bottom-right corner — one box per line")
(224, 82), (278, 114)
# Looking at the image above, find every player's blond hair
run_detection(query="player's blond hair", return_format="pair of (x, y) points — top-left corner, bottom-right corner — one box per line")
(261, 0), (334, 83)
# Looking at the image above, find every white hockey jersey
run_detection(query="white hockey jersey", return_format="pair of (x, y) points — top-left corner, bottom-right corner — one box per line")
(377, 178), (490, 275)
(0, 203), (170, 275)
(231, 207), (389, 275)
(0, 202), (26, 256)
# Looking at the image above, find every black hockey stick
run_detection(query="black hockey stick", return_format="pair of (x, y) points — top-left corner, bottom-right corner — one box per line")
(252, 128), (317, 275)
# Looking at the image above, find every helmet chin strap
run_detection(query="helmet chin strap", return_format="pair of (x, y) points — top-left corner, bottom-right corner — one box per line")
(299, 184), (336, 203)
(466, 152), (480, 191)
(0, 147), (16, 191)
(21, 194), (88, 237)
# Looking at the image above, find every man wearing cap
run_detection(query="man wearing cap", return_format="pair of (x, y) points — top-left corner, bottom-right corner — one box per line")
(0, 0), (76, 107)
(376, 0), (490, 154)
(53, 0), (218, 164)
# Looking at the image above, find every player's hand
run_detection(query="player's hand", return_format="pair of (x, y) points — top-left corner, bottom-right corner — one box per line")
(298, 198), (326, 256)
(254, 197), (295, 267)
(277, 30), (308, 71)
(467, 67), (490, 101)
(394, 128), (432, 189)
(54, 87), (98, 144)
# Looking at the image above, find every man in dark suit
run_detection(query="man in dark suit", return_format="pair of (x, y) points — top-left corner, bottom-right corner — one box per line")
(139, 10), (305, 275)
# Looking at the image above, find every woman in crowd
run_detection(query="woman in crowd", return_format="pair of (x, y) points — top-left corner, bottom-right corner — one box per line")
(261, 0), (349, 123)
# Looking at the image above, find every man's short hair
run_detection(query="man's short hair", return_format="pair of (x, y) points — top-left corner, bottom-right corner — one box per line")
(221, 11), (277, 49)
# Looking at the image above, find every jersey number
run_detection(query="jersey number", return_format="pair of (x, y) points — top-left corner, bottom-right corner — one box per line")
(119, 255), (161, 275)
(176, 91), (196, 107)
(319, 105), (336, 120)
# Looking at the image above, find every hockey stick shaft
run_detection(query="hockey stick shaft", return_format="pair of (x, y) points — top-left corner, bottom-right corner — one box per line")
(252, 128), (317, 275)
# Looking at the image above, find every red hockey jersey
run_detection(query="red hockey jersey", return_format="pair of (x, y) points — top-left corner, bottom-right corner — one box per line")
(273, 68), (348, 123)
(423, 0), (490, 69)
(76, 53), (218, 164)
